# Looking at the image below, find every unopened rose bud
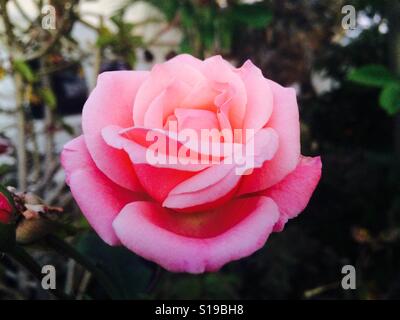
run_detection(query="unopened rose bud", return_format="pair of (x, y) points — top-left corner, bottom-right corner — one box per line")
(15, 192), (64, 244)
(2, 187), (64, 244)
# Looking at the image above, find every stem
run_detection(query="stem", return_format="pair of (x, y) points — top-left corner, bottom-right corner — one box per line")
(44, 234), (122, 299)
(1, 0), (27, 190)
(0, 0), (16, 48)
(15, 73), (27, 191)
(40, 58), (56, 186)
(145, 13), (180, 47)
(25, 0), (79, 61)
(146, 265), (163, 293)
(8, 245), (72, 299)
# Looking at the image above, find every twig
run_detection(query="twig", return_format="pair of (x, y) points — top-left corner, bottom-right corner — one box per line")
(15, 73), (27, 191)
(146, 265), (163, 293)
(39, 58), (56, 192)
(76, 271), (92, 300)
(25, 0), (80, 61)
(31, 161), (60, 194)
(145, 13), (180, 47)
(64, 258), (76, 295)
(0, 0), (16, 48)
(46, 181), (66, 205)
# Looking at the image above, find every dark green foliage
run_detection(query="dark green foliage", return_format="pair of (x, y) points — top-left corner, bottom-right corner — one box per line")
(75, 232), (155, 299)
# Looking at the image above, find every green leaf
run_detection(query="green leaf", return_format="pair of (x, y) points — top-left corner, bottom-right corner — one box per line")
(0, 223), (16, 252)
(348, 64), (399, 88)
(75, 232), (155, 299)
(0, 164), (12, 176)
(231, 4), (273, 29)
(147, 0), (181, 21)
(180, 36), (193, 54)
(96, 27), (114, 48)
(379, 83), (400, 115)
(13, 60), (36, 83)
(40, 87), (57, 110)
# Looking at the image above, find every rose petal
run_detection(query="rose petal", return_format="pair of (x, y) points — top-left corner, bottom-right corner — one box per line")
(61, 136), (141, 245)
(237, 60), (273, 131)
(166, 53), (204, 69)
(237, 80), (300, 195)
(202, 56), (247, 129)
(175, 108), (219, 132)
(162, 127), (279, 210)
(162, 163), (240, 210)
(134, 62), (206, 126)
(101, 126), (201, 202)
(262, 156), (322, 232)
(82, 71), (148, 191)
(112, 196), (279, 273)
(143, 80), (191, 129)
(102, 125), (210, 172)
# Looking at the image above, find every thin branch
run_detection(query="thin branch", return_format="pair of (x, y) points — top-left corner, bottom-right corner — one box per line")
(25, 0), (80, 61)
(145, 13), (180, 47)
(0, 0), (16, 48)
(76, 271), (92, 300)
(15, 73), (27, 191)
(64, 258), (76, 295)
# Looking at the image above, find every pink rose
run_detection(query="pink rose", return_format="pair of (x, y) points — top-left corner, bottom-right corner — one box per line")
(61, 54), (321, 273)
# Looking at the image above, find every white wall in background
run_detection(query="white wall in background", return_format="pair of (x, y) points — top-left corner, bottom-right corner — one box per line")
(0, 0), (180, 162)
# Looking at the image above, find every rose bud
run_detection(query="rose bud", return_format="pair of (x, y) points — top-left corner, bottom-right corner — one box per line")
(0, 192), (13, 224)
(14, 192), (64, 245)
(2, 187), (64, 244)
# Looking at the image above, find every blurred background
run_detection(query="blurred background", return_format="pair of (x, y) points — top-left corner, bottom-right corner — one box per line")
(0, 0), (400, 300)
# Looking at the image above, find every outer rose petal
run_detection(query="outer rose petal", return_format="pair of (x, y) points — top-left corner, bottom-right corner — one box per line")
(166, 53), (204, 69)
(112, 197), (279, 273)
(262, 156), (322, 232)
(238, 80), (300, 195)
(82, 71), (148, 191)
(61, 136), (141, 245)
(237, 60), (273, 131)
